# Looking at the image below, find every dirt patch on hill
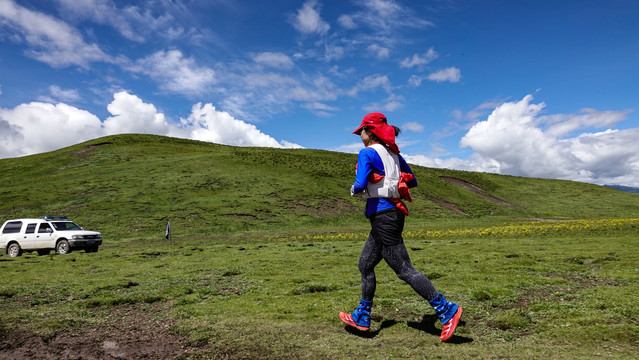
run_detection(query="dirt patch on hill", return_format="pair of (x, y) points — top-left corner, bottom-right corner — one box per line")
(441, 177), (517, 208)
(425, 196), (468, 216)
(0, 303), (200, 359)
(71, 142), (113, 156)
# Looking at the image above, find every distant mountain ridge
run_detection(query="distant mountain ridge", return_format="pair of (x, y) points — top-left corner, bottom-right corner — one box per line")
(604, 185), (639, 193)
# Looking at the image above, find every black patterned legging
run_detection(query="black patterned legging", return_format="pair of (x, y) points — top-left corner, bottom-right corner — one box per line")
(358, 209), (438, 302)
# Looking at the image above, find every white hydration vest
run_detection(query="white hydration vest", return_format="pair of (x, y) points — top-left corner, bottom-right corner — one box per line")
(366, 143), (400, 199)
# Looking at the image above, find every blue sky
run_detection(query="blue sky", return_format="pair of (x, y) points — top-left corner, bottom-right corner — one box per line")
(1, 0), (638, 186)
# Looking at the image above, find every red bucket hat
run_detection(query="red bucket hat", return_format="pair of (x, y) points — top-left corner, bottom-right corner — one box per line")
(353, 112), (400, 153)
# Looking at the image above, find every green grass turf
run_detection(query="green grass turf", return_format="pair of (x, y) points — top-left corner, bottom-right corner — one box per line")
(1, 134), (638, 358)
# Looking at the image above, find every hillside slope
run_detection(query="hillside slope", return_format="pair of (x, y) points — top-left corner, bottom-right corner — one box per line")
(1, 134), (638, 240)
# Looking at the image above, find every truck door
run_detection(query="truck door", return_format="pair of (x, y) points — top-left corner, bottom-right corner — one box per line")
(21, 223), (38, 250)
(36, 222), (56, 249)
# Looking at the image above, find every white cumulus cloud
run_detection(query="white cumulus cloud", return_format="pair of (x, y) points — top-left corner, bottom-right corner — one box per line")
(37, 85), (82, 103)
(408, 75), (424, 88)
(253, 52), (295, 69)
(290, 0), (330, 35)
(402, 122), (424, 133)
(0, 0), (113, 68)
(541, 108), (631, 137)
(0, 91), (300, 159)
(400, 47), (438, 69)
(128, 50), (216, 95)
(402, 96), (639, 186)
(0, 101), (102, 157)
(338, 14), (356, 29)
(459, 95), (638, 185)
(428, 67), (461, 83)
(367, 44), (390, 59)
(348, 75), (392, 96)
(174, 103), (300, 148)
(103, 92), (170, 135)
(363, 94), (404, 112)
(403, 154), (501, 174)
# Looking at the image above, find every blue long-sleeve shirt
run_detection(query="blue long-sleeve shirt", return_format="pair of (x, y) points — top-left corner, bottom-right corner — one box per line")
(353, 146), (418, 218)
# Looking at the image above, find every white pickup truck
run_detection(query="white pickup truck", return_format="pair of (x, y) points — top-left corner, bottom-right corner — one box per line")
(0, 217), (102, 257)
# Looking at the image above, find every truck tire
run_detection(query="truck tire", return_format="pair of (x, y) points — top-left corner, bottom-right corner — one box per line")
(56, 239), (71, 255)
(7, 243), (22, 258)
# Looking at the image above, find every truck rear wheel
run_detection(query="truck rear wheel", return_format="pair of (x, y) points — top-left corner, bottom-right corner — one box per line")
(7, 243), (22, 258)
(56, 240), (71, 255)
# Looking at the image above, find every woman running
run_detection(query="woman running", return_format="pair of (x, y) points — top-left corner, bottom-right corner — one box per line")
(339, 112), (462, 341)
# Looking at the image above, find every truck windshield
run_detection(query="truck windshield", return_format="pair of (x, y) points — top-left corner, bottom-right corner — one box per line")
(51, 222), (82, 231)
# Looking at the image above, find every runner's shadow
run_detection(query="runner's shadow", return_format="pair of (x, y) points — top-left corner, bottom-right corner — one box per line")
(407, 314), (474, 344)
(345, 319), (398, 338)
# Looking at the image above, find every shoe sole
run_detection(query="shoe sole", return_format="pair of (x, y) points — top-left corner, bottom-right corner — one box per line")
(339, 312), (370, 331)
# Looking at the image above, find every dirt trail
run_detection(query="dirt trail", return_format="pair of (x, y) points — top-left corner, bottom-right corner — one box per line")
(440, 177), (517, 208)
(71, 142), (113, 156)
(426, 196), (468, 216)
(0, 303), (200, 359)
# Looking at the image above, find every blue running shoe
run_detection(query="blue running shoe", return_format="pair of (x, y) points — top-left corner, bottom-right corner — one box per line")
(429, 293), (462, 341)
(339, 299), (372, 331)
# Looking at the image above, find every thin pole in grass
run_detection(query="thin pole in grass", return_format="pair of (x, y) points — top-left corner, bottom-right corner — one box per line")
(165, 220), (171, 242)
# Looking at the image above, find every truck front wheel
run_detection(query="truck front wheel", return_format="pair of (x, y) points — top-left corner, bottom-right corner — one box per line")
(56, 240), (71, 255)
(7, 243), (22, 258)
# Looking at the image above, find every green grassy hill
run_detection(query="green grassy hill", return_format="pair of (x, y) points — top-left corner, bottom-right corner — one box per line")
(2, 134), (639, 359)
(1, 134), (638, 240)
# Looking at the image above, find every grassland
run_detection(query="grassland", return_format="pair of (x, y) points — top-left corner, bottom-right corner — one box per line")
(2, 134), (638, 239)
(1, 134), (638, 359)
